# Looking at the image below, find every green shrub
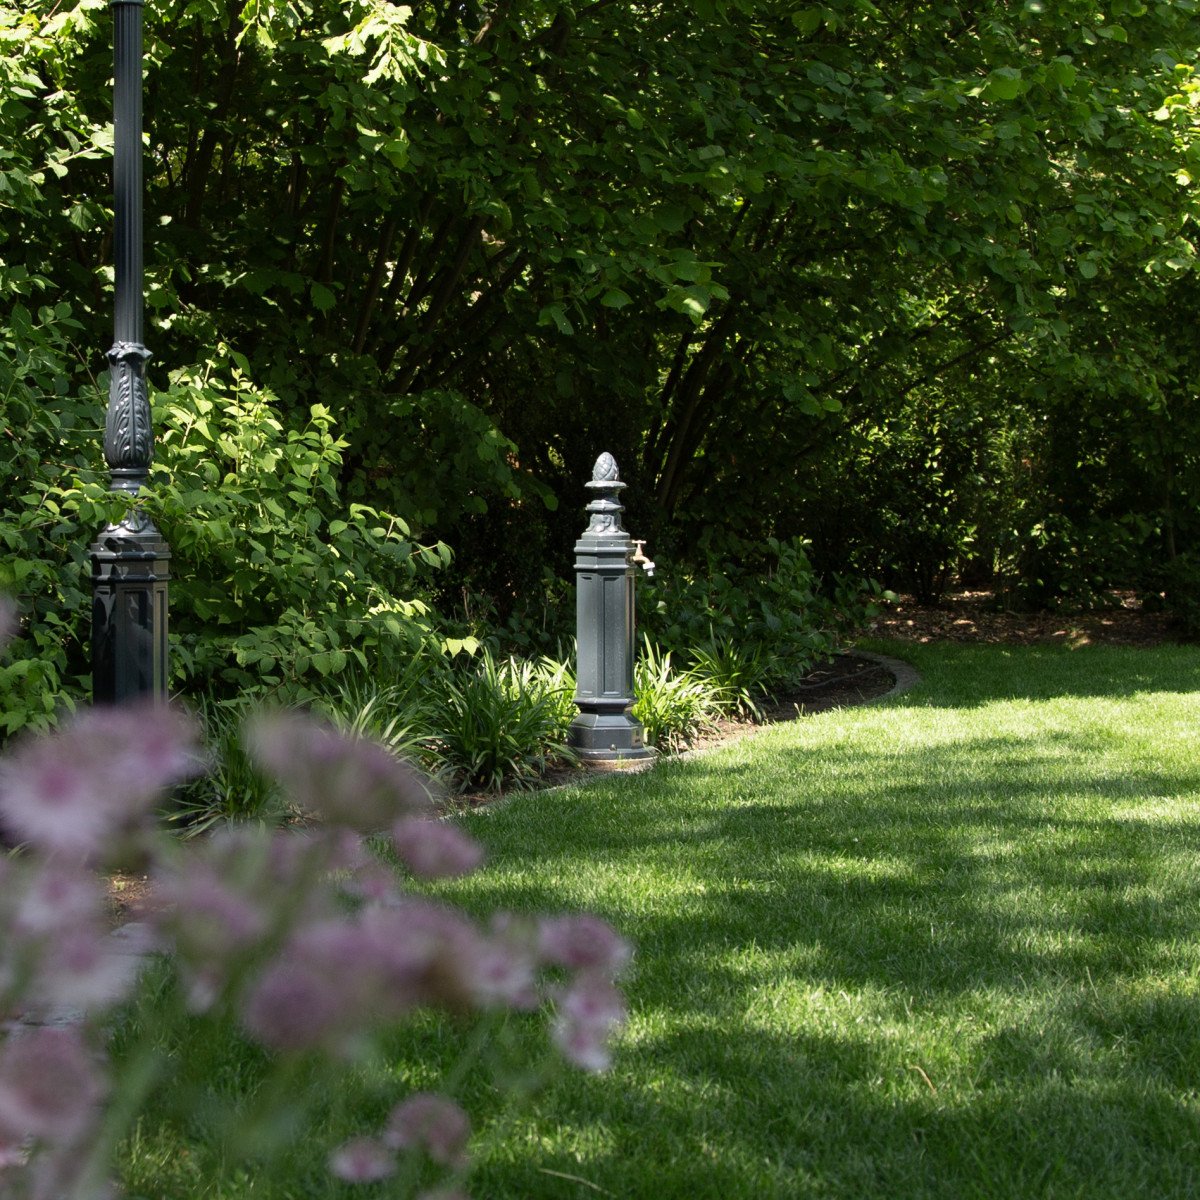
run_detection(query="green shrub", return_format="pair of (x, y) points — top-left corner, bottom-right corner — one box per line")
(143, 350), (451, 699)
(313, 655), (447, 777)
(1159, 552), (1200, 640)
(1005, 511), (1145, 611)
(686, 635), (768, 719)
(640, 536), (882, 693)
(427, 648), (577, 793)
(0, 302), (123, 736)
(168, 694), (289, 835)
(0, 333), (451, 740)
(632, 639), (724, 753)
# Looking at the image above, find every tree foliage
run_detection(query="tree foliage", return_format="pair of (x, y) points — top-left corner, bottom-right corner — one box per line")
(2, 0), (1199, 659)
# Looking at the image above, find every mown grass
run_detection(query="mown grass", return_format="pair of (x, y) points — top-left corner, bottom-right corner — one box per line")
(119, 642), (1200, 1199)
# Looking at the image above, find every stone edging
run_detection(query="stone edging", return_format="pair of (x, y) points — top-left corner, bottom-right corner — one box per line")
(846, 648), (922, 703)
(5, 923), (164, 1031)
(663, 648), (921, 765)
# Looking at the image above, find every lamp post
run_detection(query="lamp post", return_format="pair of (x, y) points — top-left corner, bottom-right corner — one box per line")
(568, 452), (654, 764)
(91, 0), (170, 704)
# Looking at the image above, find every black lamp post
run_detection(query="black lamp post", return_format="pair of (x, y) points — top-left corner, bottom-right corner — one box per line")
(91, 0), (170, 704)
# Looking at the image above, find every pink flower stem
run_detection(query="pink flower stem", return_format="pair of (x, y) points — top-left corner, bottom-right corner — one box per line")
(389, 1013), (501, 1197)
(443, 1009), (515, 1098)
(67, 1039), (163, 1200)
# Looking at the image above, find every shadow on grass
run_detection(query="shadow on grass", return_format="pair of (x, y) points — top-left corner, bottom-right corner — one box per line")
(437, 648), (1200, 1198)
(113, 646), (1200, 1199)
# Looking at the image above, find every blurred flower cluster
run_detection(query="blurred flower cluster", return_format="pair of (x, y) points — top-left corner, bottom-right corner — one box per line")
(0, 599), (630, 1199)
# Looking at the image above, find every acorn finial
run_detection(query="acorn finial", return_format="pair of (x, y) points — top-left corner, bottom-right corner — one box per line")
(592, 452), (619, 483)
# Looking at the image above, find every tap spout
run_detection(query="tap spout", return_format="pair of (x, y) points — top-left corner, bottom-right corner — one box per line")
(631, 540), (655, 577)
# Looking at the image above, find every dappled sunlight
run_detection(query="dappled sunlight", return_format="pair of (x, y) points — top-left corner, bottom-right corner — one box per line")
(431, 643), (1200, 1196)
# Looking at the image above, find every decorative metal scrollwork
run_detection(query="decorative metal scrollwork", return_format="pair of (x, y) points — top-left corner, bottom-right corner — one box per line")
(104, 341), (153, 475)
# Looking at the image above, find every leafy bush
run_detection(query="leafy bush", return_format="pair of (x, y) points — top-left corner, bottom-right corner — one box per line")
(0, 333), (450, 739)
(315, 665), (444, 769)
(144, 350), (451, 699)
(1005, 511), (1146, 611)
(686, 635), (769, 719)
(640, 537), (883, 693)
(168, 693), (289, 835)
(178, 645), (580, 813)
(797, 393), (1019, 604)
(0, 302), (122, 736)
(1159, 551), (1200, 639)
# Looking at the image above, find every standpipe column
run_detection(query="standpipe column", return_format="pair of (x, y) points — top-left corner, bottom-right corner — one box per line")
(568, 453), (654, 764)
(91, 0), (170, 704)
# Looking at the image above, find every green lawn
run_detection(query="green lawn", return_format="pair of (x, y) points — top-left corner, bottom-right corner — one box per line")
(122, 642), (1200, 1199)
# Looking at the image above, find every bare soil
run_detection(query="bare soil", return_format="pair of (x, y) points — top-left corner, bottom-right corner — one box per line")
(869, 588), (1184, 648)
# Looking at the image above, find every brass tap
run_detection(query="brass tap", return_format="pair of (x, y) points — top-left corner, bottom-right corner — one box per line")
(630, 540), (655, 577)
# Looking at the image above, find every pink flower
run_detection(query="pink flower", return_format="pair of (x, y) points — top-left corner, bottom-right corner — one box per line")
(393, 816), (484, 879)
(463, 914), (539, 1011)
(384, 1092), (471, 1168)
(213, 824), (342, 909)
(240, 955), (350, 1055)
(0, 1028), (105, 1142)
(90, 702), (201, 797)
(551, 972), (627, 1072)
(152, 861), (270, 1011)
(156, 854), (269, 944)
(34, 926), (141, 1013)
(0, 747), (110, 860)
(13, 863), (105, 940)
(240, 910), (412, 1056)
(0, 703), (199, 860)
(240, 894), (518, 1056)
(5, 862), (140, 1015)
(0, 1137), (26, 1169)
(358, 900), (483, 1013)
(246, 711), (433, 831)
(538, 914), (632, 975)
(340, 861), (401, 903)
(329, 1136), (396, 1182)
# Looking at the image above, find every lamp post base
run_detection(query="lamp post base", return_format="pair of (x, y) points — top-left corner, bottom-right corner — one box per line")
(91, 515), (170, 705)
(568, 711), (655, 764)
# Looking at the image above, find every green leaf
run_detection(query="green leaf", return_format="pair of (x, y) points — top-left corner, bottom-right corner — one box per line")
(1048, 58), (1077, 89)
(601, 288), (632, 309)
(984, 68), (1026, 102)
(538, 303), (575, 336)
(310, 282), (336, 313)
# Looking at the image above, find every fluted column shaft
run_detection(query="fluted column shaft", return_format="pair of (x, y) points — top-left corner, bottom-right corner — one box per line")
(112, 0), (144, 347)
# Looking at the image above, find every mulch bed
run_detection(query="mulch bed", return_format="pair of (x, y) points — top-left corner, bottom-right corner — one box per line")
(869, 588), (1185, 648)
